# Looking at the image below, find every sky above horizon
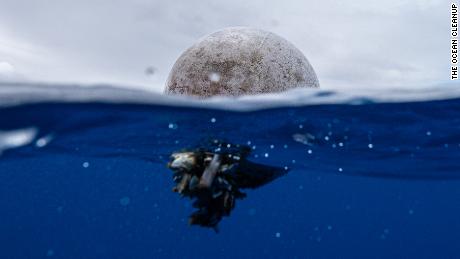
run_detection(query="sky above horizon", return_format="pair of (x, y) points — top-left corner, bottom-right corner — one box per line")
(0, 0), (454, 92)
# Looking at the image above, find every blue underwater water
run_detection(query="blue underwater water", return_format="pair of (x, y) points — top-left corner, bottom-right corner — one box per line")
(1, 91), (460, 258)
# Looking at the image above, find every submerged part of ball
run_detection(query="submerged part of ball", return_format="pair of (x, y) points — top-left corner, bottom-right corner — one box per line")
(165, 27), (319, 98)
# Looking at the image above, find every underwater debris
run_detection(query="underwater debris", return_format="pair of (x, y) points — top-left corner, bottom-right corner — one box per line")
(166, 141), (287, 231)
(292, 132), (315, 146)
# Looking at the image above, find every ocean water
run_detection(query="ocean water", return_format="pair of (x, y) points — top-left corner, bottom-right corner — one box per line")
(1, 84), (460, 259)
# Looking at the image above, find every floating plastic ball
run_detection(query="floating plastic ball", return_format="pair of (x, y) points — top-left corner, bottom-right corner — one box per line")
(165, 27), (319, 98)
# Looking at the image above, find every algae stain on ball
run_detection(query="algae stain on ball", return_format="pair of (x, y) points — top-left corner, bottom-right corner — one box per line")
(165, 27), (319, 98)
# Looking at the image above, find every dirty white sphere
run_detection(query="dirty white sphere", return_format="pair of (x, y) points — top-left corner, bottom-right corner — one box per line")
(165, 27), (319, 98)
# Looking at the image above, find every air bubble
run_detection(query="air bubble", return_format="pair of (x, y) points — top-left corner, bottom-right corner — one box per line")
(120, 197), (131, 206)
(46, 249), (54, 257)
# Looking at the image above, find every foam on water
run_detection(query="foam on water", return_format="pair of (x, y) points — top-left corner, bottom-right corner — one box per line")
(0, 127), (37, 155)
(1, 82), (459, 111)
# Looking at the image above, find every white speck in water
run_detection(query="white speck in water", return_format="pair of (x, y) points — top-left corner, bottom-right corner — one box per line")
(426, 131), (432, 136)
(247, 141), (252, 145)
(120, 197), (131, 206)
(338, 142), (344, 147)
(254, 154), (259, 158)
(307, 149), (313, 154)
(327, 225), (333, 230)
(275, 232), (281, 238)
(332, 143), (337, 148)
(35, 135), (53, 148)
(210, 118), (216, 123)
(409, 209), (414, 215)
(338, 167), (343, 172)
(252, 145), (257, 150)
(284, 166), (289, 170)
(208, 72), (221, 82)
(82, 162), (89, 168)
(324, 136), (330, 141)
(36, 139), (47, 147)
(264, 153), (269, 158)
(270, 144), (275, 149)
(46, 249), (54, 257)
(444, 143), (449, 148)
(291, 159), (296, 164)
(299, 124), (304, 129)
(368, 143), (374, 149)
(283, 144), (288, 149)
(298, 185), (304, 190)
(168, 123), (178, 129)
